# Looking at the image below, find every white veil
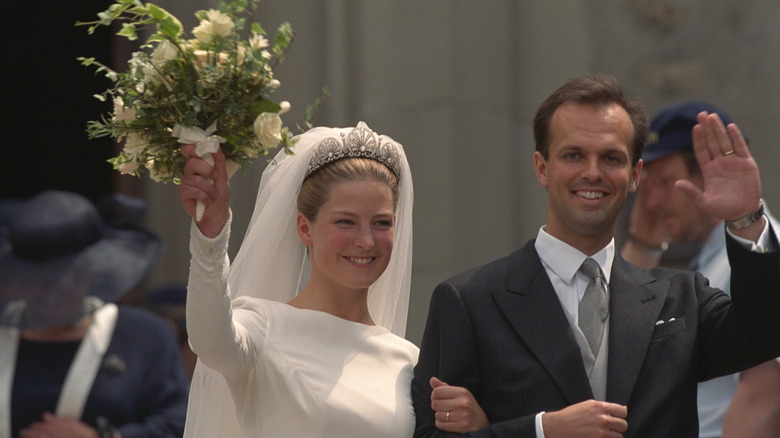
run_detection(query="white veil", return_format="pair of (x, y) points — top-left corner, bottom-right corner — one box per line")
(183, 122), (414, 437)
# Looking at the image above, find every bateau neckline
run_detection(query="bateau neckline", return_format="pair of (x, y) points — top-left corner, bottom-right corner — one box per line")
(269, 298), (389, 332)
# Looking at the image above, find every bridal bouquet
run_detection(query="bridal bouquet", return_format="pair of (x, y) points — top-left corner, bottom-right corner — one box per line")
(78, 0), (297, 195)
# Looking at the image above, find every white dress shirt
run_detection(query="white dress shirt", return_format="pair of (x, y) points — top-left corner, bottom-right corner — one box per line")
(532, 226), (615, 437)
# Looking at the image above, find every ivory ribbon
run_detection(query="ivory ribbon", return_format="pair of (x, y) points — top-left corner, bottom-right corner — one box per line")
(173, 121), (226, 221)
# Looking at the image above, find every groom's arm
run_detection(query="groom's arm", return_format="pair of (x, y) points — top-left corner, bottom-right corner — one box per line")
(412, 281), (537, 438)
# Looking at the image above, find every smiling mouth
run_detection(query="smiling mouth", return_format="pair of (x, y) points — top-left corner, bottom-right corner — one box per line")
(575, 190), (605, 200)
(345, 256), (375, 265)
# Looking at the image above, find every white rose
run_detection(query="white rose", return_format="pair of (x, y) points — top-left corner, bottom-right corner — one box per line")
(253, 112), (283, 149)
(123, 133), (149, 159)
(248, 33), (269, 50)
(151, 40), (178, 65)
(118, 161), (139, 175)
(193, 10), (233, 45)
(192, 21), (214, 44)
(206, 10), (233, 36)
(113, 97), (136, 121)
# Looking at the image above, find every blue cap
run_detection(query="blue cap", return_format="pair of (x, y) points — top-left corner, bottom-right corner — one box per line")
(644, 102), (738, 164)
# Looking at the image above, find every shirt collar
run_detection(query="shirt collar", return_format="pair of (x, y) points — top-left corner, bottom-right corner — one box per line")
(535, 226), (615, 285)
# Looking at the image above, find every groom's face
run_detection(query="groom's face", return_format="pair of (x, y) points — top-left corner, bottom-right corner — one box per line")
(534, 101), (641, 248)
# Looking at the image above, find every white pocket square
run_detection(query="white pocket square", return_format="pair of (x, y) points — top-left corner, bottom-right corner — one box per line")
(655, 317), (678, 326)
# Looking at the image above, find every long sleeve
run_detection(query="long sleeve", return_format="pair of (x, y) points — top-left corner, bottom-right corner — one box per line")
(186, 215), (261, 378)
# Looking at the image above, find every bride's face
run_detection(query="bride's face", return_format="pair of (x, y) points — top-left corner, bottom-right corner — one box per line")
(297, 180), (395, 293)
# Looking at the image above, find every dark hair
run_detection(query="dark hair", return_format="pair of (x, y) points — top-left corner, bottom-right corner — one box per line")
(532, 74), (648, 166)
(297, 158), (399, 221)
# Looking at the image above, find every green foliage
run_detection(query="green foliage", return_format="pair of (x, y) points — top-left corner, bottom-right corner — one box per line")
(77, 0), (301, 183)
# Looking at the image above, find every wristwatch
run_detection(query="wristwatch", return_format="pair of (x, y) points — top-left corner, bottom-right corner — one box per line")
(627, 233), (669, 257)
(725, 201), (765, 230)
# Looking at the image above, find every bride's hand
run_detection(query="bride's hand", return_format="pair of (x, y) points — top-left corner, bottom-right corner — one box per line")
(177, 144), (230, 237)
(430, 377), (490, 433)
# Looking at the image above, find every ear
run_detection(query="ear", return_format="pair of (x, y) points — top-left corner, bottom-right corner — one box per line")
(297, 213), (313, 247)
(533, 151), (548, 187)
(629, 159), (643, 193)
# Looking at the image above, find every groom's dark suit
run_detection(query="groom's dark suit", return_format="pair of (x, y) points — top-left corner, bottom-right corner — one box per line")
(413, 234), (780, 437)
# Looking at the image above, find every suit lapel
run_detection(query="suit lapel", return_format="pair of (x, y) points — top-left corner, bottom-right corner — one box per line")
(492, 243), (594, 405)
(606, 257), (667, 405)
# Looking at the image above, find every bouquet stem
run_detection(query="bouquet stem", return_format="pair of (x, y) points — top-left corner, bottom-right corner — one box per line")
(195, 152), (215, 222)
(172, 123), (225, 223)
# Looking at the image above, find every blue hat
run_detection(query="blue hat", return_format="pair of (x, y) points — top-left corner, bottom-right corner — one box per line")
(0, 191), (164, 328)
(644, 102), (738, 164)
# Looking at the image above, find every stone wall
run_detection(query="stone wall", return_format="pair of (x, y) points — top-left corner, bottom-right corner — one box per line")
(143, 1), (780, 344)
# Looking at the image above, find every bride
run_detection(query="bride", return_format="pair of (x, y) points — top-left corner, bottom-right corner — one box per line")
(177, 122), (418, 437)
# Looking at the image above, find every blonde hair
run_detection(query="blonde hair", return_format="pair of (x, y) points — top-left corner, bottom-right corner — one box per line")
(297, 158), (399, 220)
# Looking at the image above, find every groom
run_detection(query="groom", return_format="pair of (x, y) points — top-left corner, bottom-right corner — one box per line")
(412, 75), (780, 437)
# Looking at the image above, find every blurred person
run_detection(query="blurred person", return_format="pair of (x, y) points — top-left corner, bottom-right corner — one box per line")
(0, 190), (189, 438)
(621, 101), (780, 438)
(138, 285), (196, 380)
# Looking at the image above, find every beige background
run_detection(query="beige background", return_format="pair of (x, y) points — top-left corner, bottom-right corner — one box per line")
(134, 1), (780, 345)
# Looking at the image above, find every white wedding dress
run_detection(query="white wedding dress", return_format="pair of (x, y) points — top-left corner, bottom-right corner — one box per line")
(183, 123), (417, 437)
(185, 221), (418, 437)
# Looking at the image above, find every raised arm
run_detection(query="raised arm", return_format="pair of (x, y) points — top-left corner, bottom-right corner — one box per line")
(178, 144), (259, 377)
(677, 112), (766, 242)
(177, 144), (231, 238)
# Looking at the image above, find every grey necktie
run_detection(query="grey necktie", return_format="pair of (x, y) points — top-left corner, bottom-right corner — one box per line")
(578, 258), (608, 356)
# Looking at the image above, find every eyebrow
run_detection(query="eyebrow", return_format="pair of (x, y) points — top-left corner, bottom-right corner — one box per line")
(328, 210), (394, 218)
(558, 145), (629, 156)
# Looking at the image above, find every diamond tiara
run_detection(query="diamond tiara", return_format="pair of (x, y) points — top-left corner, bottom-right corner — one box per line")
(305, 121), (402, 178)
